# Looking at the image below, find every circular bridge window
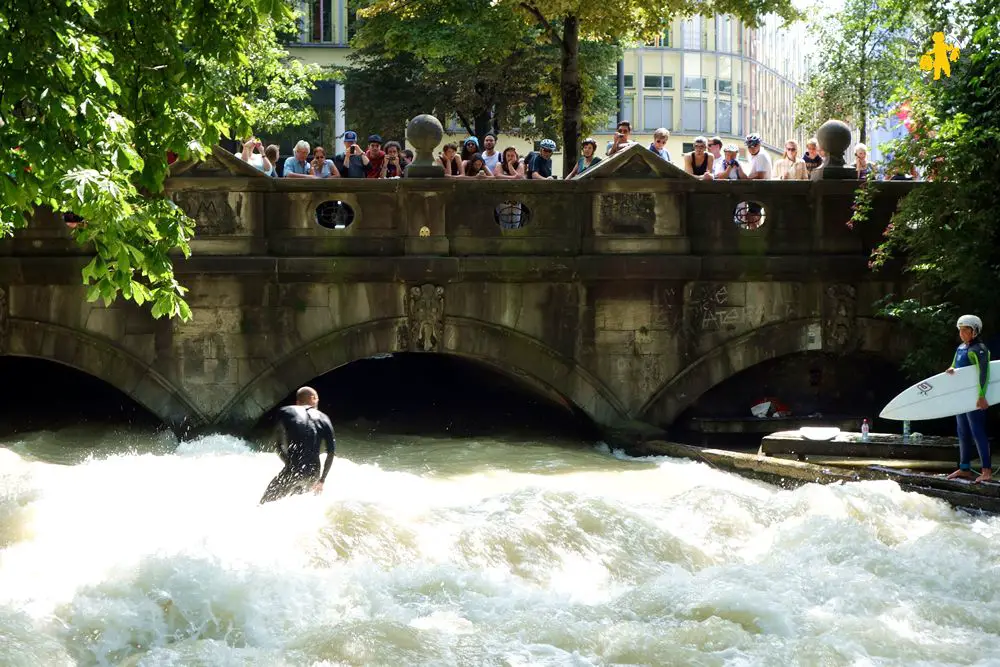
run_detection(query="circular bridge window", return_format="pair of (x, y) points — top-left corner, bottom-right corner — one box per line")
(733, 201), (766, 230)
(315, 200), (355, 229)
(494, 200), (531, 230)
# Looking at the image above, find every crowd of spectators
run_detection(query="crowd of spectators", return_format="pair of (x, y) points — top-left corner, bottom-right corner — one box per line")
(233, 126), (917, 182)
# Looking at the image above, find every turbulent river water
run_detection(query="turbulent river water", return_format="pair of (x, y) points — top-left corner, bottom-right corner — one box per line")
(2, 426), (1000, 666)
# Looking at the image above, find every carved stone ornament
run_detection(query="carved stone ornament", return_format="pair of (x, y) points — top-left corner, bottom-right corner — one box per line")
(0, 286), (8, 352)
(824, 283), (857, 352)
(407, 284), (445, 352)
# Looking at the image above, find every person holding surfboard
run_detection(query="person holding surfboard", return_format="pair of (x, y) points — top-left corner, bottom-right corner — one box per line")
(945, 315), (992, 483)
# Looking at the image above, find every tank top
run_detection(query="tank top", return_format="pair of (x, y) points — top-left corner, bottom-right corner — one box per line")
(691, 153), (709, 176)
(576, 156), (601, 174)
(439, 156), (460, 175)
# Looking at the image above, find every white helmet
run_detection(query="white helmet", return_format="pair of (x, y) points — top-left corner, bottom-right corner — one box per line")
(957, 314), (983, 335)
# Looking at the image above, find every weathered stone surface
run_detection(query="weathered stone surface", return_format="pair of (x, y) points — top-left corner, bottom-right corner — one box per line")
(0, 175), (921, 435)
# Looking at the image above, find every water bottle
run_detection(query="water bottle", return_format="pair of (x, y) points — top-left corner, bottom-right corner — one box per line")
(902, 420), (911, 444)
(861, 418), (870, 442)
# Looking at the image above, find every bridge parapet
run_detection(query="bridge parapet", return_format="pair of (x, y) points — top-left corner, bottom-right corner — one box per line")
(3, 145), (920, 261)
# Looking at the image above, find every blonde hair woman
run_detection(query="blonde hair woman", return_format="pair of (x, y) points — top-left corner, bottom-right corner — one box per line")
(802, 137), (823, 174)
(773, 139), (807, 180)
(854, 143), (875, 179)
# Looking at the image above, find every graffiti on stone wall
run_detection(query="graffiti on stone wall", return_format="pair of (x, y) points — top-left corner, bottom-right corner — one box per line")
(652, 286), (684, 333)
(686, 283), (797, 332)
(407, 284), (445, 352)
(172, 193), (243, 235)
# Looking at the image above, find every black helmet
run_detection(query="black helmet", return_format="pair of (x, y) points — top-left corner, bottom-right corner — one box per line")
(745, 134), (761, 147)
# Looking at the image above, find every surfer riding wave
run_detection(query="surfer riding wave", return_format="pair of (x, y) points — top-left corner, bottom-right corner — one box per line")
(259, 386), (336, 504)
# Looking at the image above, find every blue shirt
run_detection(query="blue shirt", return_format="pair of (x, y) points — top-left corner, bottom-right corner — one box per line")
(283, 156), (310, 176)
(311, 159), (336, 178)
(529, 153), (552, 178)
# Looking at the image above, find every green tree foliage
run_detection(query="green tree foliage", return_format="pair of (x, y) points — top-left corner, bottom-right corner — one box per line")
(359, 0), (800, 176)
(348, 0), (617, 145)
(0, 0), (328, 319)
(794, 0), (922, 144)
(854, 0), (1000, 377)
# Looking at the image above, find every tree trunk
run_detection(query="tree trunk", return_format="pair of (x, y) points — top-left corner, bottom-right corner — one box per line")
(559, 15), (582, 178)
(474, 108), (493, 143)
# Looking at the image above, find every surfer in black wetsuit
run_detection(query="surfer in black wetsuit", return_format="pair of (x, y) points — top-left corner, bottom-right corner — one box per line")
(259, 386), (336, 504)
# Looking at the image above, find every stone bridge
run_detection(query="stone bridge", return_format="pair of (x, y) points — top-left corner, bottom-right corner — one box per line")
(0, 145), (917, 437)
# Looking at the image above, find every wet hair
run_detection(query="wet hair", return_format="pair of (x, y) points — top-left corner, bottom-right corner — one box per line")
(296, 386), (318, 404)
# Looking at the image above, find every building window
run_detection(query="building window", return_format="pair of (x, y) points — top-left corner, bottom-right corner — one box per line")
(716, 79), (732, 94)
(682, 17), (703, 50)
(717, 99), (732, 134)
(643, 96), (674, 131)
(645, 29), (671, 48)
(682, 98), (707, 132)
(297, 0), (341, 43)
(643, 75), (674, 90)
(683, 76), (708, 92)
(605, 97), (634, 130)
(716, 16), (733, 52)
(607, 74), (635, 88)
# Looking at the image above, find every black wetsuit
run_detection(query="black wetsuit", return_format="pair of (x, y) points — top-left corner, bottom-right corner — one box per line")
(259, 405), (336, 504)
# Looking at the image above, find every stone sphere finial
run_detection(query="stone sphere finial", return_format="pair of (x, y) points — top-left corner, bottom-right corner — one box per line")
(405, 114), (445, 177)
(816, 119), (852, 168)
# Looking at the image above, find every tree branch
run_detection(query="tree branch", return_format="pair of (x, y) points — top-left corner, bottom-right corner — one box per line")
(455, 109), (474, 137)
(518, 2), (564, 51)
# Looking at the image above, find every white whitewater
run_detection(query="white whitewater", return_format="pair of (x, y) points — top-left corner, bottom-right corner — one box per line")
(2, 427), (999, 666)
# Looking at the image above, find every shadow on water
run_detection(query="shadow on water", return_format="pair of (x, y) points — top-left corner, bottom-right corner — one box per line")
(254, 353), (602, 445)
(0, 357), (173, 463)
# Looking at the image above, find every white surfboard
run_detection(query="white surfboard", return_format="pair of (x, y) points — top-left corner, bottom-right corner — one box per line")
(799, 427), (841, 441)
(880, 360), (1000, 421)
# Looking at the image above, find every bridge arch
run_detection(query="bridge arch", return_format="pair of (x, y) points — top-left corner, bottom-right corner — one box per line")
(2, 318), (206, 430)
(215, 317), (629, 431)
(639, 317), (902, 426)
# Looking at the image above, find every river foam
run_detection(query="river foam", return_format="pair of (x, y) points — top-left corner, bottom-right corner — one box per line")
(1, 430), (999, 666)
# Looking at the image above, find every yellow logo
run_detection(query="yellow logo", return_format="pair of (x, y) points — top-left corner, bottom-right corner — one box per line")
(919, 32), (960, 79)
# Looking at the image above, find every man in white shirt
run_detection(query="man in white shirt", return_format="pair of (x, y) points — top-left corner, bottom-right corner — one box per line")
(481, 134), (500, 172)
(745, 134), (772, 180)
(606, 121), (639, 156)
(708, 136), (727, 178)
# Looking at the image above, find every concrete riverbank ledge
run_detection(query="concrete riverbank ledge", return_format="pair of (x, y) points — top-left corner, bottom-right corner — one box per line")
(630, 439), (1000, 514)
(760, 430), (959, 462)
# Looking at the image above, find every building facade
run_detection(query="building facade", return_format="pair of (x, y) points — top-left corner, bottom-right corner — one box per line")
(285, 2), (810, 170)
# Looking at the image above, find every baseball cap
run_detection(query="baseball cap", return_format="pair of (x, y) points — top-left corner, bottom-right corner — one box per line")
(343, 130), (358, 142)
